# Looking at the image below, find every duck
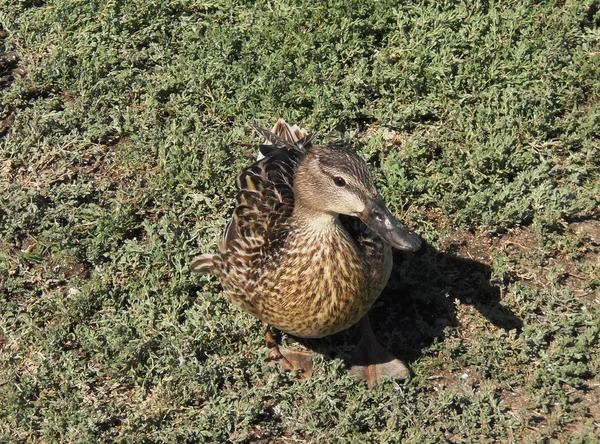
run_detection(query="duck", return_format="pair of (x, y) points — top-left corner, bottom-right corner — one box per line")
(191, 119), (421, 387)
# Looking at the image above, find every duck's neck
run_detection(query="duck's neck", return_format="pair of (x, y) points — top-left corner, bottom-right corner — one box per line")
(292, 158), (342, 235)
(292, 202), (340, 236)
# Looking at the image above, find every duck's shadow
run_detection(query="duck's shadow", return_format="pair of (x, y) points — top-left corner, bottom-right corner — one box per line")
(294, 239), (523, 372)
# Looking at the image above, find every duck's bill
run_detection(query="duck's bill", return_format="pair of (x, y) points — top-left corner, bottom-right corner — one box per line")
(360, 198), (422, 252)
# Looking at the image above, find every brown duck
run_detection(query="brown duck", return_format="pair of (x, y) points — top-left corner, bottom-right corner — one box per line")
(191, 119), (421, 387)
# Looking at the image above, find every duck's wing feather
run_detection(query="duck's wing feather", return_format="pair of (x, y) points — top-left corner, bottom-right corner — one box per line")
(338, 214), (387, 263)
(252, 122), (317, 155)
(220, 123), (313, 255)
(221, 149), (299, 252)
(192, 120), (312, 275)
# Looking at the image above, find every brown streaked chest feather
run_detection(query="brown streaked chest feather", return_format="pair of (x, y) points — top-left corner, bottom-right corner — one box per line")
(214, 217), (392, 338)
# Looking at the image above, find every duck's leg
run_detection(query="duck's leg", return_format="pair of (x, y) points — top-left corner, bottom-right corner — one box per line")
(264, 325), (313, 379)
(349, 315), (410, 388)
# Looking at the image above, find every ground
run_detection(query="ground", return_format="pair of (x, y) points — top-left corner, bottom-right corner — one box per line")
(1, 0), (599, 442)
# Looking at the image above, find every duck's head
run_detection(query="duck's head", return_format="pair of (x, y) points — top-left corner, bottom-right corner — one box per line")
(294, 143), (422, 252)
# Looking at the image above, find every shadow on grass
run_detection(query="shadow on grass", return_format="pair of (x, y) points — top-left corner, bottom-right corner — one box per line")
(294, 239), (523, 373)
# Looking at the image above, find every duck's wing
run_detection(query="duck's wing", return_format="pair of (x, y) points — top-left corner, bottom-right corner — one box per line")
(220, 121), (314, 254)
(191, 120), (313, 274)
(191, 149), (297, 275)
(338, 214), (387, 263)
(221, 149), (299, 252)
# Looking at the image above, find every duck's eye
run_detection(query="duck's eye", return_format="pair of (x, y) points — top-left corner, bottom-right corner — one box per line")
(333, 176), (346, 187)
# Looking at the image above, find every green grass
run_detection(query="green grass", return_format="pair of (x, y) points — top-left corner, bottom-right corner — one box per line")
(1, 0), (599, 441)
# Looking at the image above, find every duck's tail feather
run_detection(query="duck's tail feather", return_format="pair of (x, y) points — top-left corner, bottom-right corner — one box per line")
(190, 253), (215, 274)
(253, 118), (316, 159)
(270, 118), (309, 143)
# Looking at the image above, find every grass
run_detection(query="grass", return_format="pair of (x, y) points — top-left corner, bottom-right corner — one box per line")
(1, 0), (599, 441)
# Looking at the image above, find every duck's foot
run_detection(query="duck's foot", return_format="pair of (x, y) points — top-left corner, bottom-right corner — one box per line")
(349, 315), (410, 389)
(265, 326), (313, 379)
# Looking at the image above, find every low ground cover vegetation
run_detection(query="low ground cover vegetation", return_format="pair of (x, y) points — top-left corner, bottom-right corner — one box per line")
(1, 0), (599, 441)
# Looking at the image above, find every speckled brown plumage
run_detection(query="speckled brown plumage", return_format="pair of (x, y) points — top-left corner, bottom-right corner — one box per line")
(191, 120), (397, 339)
